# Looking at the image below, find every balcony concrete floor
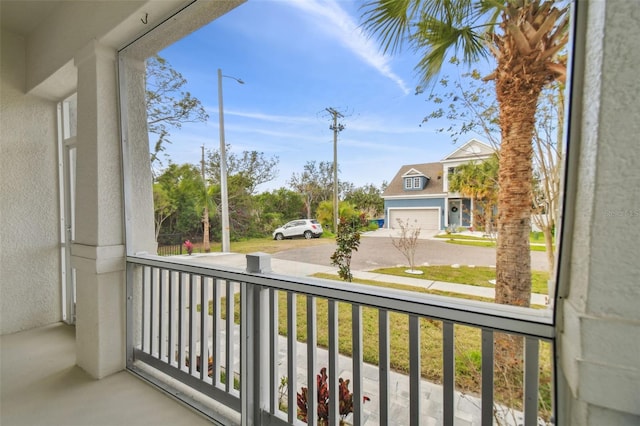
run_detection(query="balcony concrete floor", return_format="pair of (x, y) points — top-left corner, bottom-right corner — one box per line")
(1, 322), (214, 426)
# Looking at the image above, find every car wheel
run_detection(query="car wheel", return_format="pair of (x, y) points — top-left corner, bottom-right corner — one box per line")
(303, 231), (312, 239)
(275, 233), (284, 241)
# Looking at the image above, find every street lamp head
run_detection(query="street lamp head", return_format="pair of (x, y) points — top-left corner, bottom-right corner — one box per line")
(218, 68), (245, 85)
(223, 74), (244, 85)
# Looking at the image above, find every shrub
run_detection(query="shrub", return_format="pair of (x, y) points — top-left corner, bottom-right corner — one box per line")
(331, 217), (361, 282)
(297, 367), (370, 423)
(183, 240), (194, 255)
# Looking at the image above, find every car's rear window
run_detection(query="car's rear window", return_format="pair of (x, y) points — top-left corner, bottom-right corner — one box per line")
(311, 220), (320, 224)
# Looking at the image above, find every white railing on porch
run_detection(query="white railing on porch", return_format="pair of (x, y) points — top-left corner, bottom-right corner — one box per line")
(126, 254), (554, 426)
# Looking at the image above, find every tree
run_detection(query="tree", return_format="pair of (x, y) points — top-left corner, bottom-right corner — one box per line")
(254, 188), (306, 232)
(205, 145), (280, 240)
(531, 83), (564, 273)
(153, 184), (177, 240)
(362, 0), (568, 308)
(422, 67), (562, 274)
(155, 163), (207, 238)
(288, 161), (334, 219)
(419, 63), (500, 146)
(390, 218), (422, 273)
(207, 145), (279, 194)
(316, 200), (359, 231)
(449, 155), (499, 236)
(146, 55), (208, 172)
(331, 217), (363, 282)
(343, 183), (385, 219)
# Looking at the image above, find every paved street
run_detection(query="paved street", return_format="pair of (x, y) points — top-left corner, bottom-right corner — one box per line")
(273, 230), (550, 272)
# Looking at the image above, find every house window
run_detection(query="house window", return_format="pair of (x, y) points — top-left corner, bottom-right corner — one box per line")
(404, 177), (413, 189)
(404, 177), (422, 190)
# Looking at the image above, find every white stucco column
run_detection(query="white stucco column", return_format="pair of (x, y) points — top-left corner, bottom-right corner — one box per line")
(119, 54), (157, 256)
(557, 1), (640, 424)
(72, 40), (126, 379)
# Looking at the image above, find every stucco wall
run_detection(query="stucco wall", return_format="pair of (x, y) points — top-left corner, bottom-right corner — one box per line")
(557, 0), (640, 424)
(0, 29), (61, 334)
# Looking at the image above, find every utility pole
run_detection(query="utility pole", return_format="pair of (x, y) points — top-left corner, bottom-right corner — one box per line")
(201, 145), (210, 252)
(326, 107), (345, 233)
(217, 69), (244, 253)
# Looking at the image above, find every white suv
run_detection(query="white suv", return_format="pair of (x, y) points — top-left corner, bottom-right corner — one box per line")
(273, 219), (323, 240)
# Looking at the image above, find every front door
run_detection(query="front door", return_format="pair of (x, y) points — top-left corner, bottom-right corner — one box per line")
(449, 200), (461, 228)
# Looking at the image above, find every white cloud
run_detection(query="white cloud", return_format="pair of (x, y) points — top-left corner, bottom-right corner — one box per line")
(203, 105), (319, 126)
(226, 109), (318, 125)
(346, 119), (424, 135)
(286, 0), (410, 95)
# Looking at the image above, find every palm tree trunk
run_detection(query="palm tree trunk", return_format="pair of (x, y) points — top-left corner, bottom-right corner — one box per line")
(203, 205), (210, 253)
(495, 85), (540, 308)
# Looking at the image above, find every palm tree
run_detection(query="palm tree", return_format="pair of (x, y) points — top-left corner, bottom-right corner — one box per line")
(361, 0), (568, 308)
(449, 155), (499, 235)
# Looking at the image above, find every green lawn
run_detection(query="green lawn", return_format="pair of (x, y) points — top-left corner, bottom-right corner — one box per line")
(369, 265), (549, 294)
(434, 234), (489, 241)
(434, 231), (555, 252)
(445, 239), (551, 252)
(435, 231), (552, 243)
(446, 239), (497, 248)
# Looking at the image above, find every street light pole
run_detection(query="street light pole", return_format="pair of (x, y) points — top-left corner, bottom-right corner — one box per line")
(201, 144), (210, 252)
(217, 68), (244, 253)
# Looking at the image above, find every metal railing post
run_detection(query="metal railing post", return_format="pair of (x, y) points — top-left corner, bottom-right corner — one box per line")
(243, 253), (272, 425)
(126, 262), (134, 368)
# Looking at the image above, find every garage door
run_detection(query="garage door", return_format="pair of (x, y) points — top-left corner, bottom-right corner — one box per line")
(389, 209), (440, 232)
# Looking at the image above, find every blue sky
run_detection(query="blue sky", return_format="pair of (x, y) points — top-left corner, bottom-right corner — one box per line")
(155, 0), (491, 192)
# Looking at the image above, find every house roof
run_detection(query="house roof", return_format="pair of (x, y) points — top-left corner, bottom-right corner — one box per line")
(441, 139), (495, 162)
(382, 162), (444, 197)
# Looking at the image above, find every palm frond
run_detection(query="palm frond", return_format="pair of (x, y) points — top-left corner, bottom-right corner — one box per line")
(412, 14), (489, 84)
(360, 0), (420, 54)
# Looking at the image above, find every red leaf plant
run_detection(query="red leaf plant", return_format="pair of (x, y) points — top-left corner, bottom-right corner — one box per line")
(184, 240), (194, 255)
(297, 367), (370, 424)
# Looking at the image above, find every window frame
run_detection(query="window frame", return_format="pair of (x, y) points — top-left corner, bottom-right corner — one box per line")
(404, 177), (413, 189)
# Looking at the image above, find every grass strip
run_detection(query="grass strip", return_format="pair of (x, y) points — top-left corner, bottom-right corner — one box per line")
(367, 265), (549, 295)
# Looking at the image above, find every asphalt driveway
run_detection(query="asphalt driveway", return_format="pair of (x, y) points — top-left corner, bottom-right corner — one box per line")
(272, 234), (550, 272)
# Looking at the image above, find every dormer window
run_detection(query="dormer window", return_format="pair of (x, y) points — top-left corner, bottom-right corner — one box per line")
(404, 177), (412, 189)
(402, 168), (431, 191)
(404, 176), (425, 190)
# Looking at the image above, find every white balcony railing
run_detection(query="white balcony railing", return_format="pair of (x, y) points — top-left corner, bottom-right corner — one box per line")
(126, 254), (554, 426)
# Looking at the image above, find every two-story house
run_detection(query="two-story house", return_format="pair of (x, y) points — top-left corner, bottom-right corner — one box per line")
(382, 139), (495, 234)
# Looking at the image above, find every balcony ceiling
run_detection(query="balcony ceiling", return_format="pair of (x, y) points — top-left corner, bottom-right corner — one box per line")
(1, 1), (62, 36)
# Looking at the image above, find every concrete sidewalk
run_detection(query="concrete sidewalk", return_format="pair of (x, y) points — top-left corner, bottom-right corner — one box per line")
(361, 228), (487, 240)
(182, 252), (549, 306)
